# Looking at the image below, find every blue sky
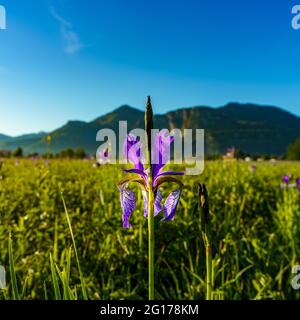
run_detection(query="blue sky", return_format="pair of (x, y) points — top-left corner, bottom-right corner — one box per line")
(0, 0), (300, 135)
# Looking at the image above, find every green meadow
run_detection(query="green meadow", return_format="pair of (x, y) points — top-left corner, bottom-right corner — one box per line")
(0, 159), (299, 300)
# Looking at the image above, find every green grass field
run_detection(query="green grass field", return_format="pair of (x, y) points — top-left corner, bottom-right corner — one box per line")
(0, 159), (299, 300)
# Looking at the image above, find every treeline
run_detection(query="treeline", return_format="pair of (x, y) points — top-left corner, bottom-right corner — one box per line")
(206, 137), (300, 161)
(287, 138), (300, 160)
(1, 137), (300, 160)
(0, 147), (88, 159)
(204, 153), (284, 161)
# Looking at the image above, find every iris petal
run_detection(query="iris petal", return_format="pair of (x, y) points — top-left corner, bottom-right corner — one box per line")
(162, 189), (182, 221)
(142, 189), (163, 218)
(154, 189), (163, 216)
(123, 134), (144, 171)
(142, 190), (148, 218)
(156, 171), (184, 177)
(152, 130), (174, 179)
(123, 168), (147, 180)
(120, 184), (136, 228)
(154, 171), (184, 186)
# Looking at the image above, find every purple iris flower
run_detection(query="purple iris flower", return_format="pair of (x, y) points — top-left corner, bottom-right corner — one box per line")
(296, 178), (300, 191)
(97, 146), (110, 165)
(103, 148), (109, 158)
(282, 175), (290, 184)
(118, 130), (184, 228)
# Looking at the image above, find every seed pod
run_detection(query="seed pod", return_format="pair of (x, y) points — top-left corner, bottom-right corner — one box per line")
(198, 183), (210, 231)
(145, 96), (153, 162)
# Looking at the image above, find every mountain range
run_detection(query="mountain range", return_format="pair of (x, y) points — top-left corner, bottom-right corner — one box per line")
(0, 102), (299, 156)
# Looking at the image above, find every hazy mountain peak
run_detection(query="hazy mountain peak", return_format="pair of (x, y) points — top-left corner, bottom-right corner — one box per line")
(65, 120), (87, 126)
(115, 104), (141, 113)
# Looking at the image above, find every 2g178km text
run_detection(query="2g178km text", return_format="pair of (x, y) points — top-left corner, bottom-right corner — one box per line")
(99, 304), (199, 318)
(144, 304), (199, 315)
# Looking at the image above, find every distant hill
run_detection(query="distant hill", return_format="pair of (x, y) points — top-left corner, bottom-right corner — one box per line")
(0, 103), (299, 156)
(0, 133), (12, 142)
(0, 132), (47, 153)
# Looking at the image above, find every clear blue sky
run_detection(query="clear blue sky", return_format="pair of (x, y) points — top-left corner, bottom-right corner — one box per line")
(0, 0), (300, 135)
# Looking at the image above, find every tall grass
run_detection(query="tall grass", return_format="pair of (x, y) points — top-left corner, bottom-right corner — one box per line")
(0, 159), (299, 300)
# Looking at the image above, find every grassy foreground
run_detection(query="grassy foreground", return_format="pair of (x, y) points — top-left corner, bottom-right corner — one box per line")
(0, 159), (299, 300)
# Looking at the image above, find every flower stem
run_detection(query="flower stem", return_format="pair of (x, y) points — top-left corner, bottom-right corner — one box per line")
(204, 233), (212, 300)
(148, 174), (155, 300)
(198, 184), (213, 300)
(145, 96), (155, 300)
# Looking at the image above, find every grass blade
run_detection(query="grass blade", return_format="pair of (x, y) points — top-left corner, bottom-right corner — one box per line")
(61, 192), (88, 300)
(50, 253), (61, 300)
(8, 234), (19, 300)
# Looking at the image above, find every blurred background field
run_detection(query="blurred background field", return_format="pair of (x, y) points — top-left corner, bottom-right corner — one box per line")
(0, 159), (299, 300)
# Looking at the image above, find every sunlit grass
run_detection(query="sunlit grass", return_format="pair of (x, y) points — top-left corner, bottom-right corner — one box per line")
(0, 159), (299, 299)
